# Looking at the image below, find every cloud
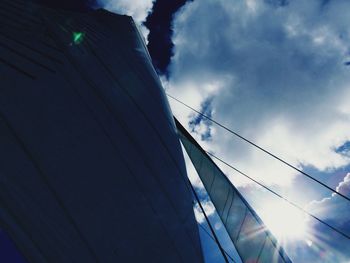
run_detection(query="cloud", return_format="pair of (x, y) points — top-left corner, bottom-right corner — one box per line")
(188, 97), (214, 141)
(97, 0), (155, 39)
(167, 1), (350, 260)
(97, 0), (154, 23)
(193, 200), (216, 224)
(167, 0), (350, 188)
(143, 0), (191, 75)
(304, 173), (350, 262)
(308, 173), (350, 224)
(336, 173), (350, 195)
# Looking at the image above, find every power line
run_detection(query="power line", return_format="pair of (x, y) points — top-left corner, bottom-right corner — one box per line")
(177, 118), (291, 263)
(167, 93), (350, 204)
(176, 115), (350, 244)
(207, 151), (350, 241)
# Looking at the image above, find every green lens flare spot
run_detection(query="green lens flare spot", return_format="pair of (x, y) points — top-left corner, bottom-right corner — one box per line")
(72, 32), (85, 44)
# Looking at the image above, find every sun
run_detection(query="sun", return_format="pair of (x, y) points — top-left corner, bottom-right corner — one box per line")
(259, 200), (307, 241)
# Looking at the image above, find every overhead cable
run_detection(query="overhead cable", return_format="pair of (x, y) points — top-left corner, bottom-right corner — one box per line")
(176, 115), (350, 242)
(167, 93), (350, 204)
(207, 151), (350, 241)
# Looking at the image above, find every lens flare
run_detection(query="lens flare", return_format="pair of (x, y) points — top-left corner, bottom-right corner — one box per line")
(259, 200), (307, 241)
(72, 32), (85, 44)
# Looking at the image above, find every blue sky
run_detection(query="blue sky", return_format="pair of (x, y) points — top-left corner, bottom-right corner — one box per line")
(100, 0), (350, 262)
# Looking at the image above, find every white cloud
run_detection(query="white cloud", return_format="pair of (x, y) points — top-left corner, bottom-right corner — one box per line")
(168, 1), (350, 260)
(336, 173), (350, 194)
(97, 0), (154, 40)
(305, 173), (350, 262)
(193, 201), (216, 224)
(167, 0), (350, 188)
(97, 0), (154, 23)
(308, 173), (350, 223)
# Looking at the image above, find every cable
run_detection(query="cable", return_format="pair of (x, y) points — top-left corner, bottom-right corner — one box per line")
(167, 93), (350, 204)
(177, 117), (292, 263)
(207, 151), (350, 241)
(173, 112), (350, 241)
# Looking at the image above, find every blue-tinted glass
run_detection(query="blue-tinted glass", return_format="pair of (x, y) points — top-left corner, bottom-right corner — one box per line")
(177, 122), (291, 263)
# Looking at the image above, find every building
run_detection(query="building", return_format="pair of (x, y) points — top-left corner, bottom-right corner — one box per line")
(0, 0), (202, 261)
(0, 0), (292, 262)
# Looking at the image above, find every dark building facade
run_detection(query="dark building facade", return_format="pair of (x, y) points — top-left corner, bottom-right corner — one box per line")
(0, 0), (203, 262)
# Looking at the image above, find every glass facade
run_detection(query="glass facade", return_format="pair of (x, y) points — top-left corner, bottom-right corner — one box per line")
(176, 119), (291, 263)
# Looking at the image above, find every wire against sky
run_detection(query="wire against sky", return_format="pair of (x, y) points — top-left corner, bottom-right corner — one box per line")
(167, 93), (350, 204)
(169, 95), (350, 241)
(207, 151), (350, 241)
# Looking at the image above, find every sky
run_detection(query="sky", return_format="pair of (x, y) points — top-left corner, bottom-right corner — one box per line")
(98, 0), (350, 262)
(5, 0), (350, 262)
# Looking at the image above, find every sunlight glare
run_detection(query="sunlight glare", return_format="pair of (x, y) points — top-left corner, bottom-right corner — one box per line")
(259, 200), (307, 241)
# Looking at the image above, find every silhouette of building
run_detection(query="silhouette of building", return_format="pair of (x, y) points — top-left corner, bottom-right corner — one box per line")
(0, 0), (202, 261)
(0, 1), (291, 262)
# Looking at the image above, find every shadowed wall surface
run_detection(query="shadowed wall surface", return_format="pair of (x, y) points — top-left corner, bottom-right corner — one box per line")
(0, 0), (202, 262)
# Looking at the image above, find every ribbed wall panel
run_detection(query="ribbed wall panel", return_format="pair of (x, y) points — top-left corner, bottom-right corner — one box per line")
(0, 1), (203, 262)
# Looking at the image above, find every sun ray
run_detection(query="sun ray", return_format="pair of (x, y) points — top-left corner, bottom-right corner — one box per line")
(259, 200), (308, 241)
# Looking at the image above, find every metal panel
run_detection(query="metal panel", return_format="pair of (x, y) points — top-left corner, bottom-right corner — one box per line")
(0, 0), (203, 261)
